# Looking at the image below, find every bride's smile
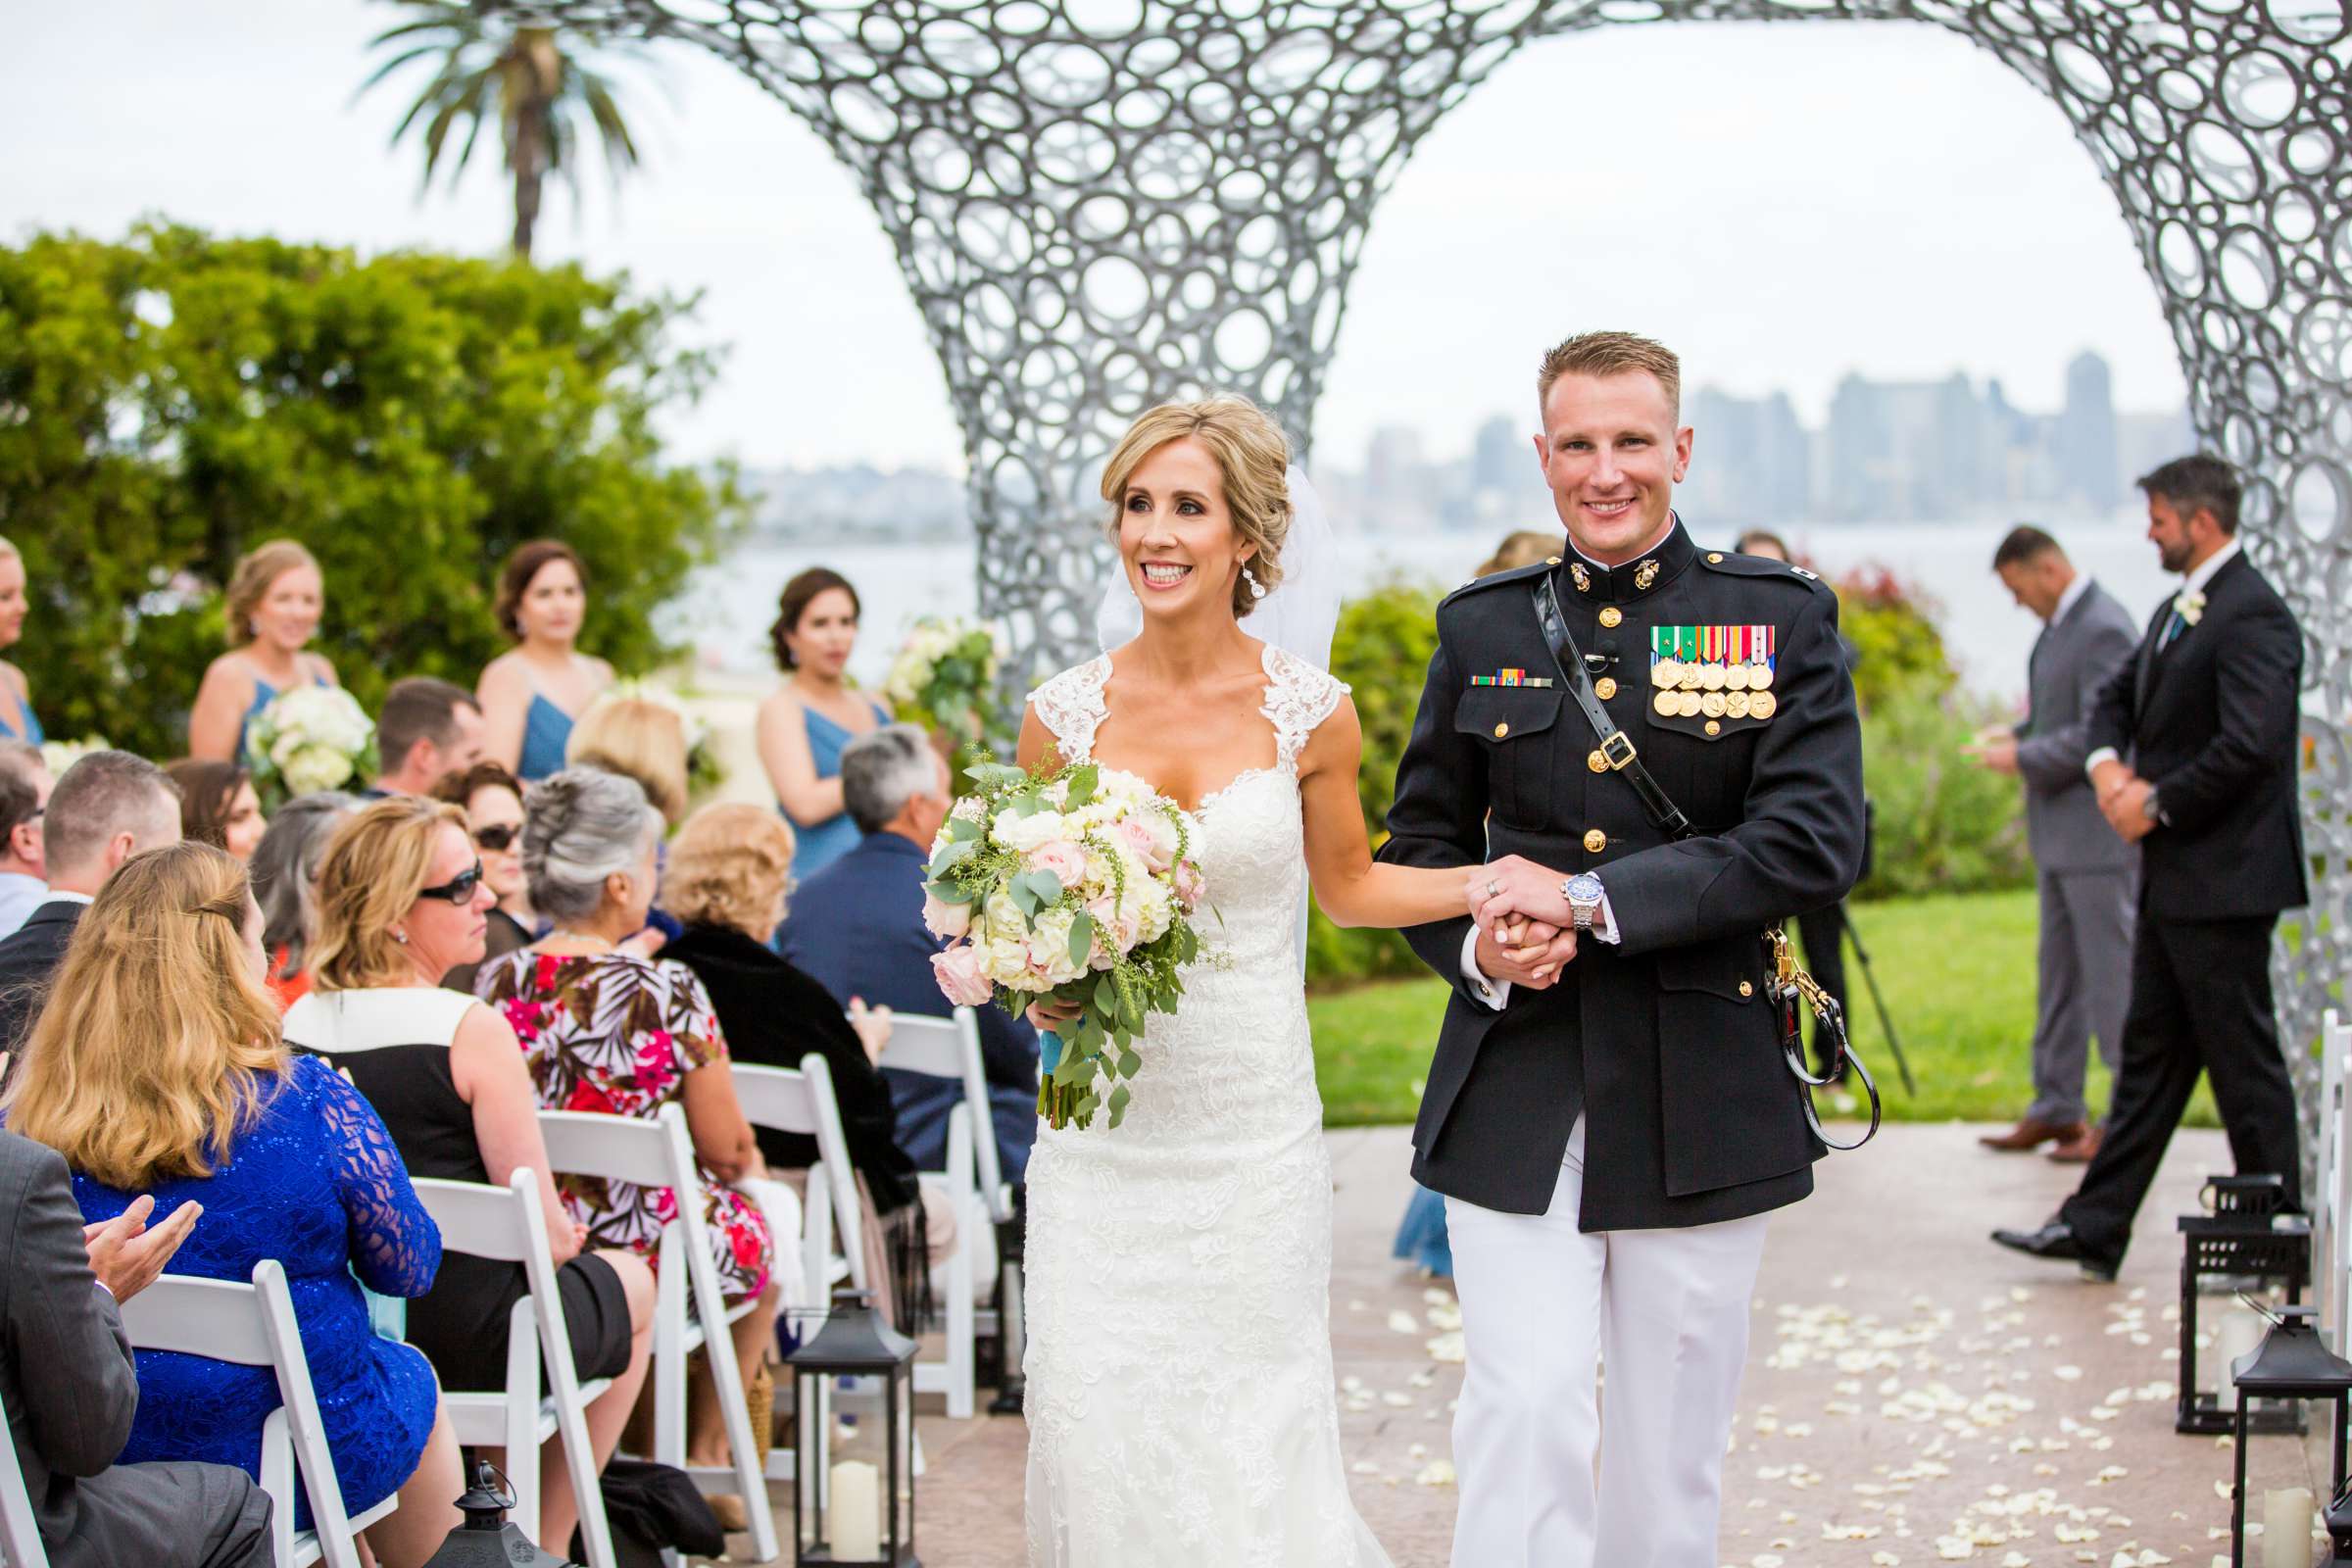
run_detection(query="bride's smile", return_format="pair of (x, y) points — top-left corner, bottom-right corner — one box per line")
(1118, 435), (1256, 619)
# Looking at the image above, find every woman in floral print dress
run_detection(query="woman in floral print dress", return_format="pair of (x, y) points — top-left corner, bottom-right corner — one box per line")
(476, 766), (778, 1469)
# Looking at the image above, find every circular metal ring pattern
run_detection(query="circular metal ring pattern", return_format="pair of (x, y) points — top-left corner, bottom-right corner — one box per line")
(494, 0), (2352, 1173)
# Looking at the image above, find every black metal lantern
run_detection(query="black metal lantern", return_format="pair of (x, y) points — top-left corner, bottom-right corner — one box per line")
(2180, 1174), (2311, 1435)
(422, 1461), (573, 1567)
(2229, 1305), (2352, 1567)
(787, 1288), (919, 1567)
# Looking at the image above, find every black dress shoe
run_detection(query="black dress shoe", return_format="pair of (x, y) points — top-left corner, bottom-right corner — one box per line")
(1990, 1221), (2121, 1283)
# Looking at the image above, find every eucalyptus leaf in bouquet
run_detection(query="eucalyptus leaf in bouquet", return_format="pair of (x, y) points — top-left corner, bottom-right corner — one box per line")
(885, 616), (1011, 780)
(923, 754), (1208, 1130)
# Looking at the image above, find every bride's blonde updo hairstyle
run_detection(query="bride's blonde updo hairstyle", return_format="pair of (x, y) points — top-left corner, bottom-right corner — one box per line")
(1100, 395), (1292, 618)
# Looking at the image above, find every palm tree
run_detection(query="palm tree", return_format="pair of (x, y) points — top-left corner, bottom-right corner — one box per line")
(360, 1), (653, 261)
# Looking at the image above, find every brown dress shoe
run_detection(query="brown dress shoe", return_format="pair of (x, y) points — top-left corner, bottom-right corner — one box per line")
(2047, 1125), (2104, 1163)
(1979, 1116), (2084, 1152)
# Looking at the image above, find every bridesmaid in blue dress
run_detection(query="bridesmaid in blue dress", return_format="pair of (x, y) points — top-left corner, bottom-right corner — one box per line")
(0, 538), (39, 745)
(6, 841), (464, 1568)
(757, 567), (889, 881)
(188, 540), (340, 763)
(477, 540), (614, 782)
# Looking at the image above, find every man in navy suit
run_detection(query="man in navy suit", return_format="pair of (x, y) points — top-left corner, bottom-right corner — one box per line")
(1995, 456), (2308, 1280)
(781, 724), (1040, 1184)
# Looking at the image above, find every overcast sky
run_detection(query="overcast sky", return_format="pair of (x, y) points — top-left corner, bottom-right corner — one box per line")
(4, 2), (2188, 473)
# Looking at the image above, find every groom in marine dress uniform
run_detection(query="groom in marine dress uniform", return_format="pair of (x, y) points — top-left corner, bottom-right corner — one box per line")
(1377, 331), (1867, 1567)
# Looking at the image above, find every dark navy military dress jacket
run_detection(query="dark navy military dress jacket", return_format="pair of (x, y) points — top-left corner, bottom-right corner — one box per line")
(1376, 517), (1866, 1230)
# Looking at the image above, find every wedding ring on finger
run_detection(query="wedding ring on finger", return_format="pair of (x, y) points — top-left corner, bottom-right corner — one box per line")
(1487, 879), (1501, 899)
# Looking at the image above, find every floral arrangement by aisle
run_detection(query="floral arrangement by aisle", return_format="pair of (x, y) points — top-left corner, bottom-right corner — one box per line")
(38, 737), (111, 777)
(923, 757), (1206, 1130)
(244, 685), (378, 807)
(883, 614), (1010, 756)
(601, 677), (725, 798)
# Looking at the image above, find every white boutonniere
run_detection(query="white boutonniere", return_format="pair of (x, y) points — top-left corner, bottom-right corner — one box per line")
(2173, 589), (2206, 627)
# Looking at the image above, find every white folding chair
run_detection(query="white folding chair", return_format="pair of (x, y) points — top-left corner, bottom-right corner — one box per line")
(119, 1259), (397, 1568)
(0, 1387), (47, 1568)
(410, 1169), (618, 1568)
(877, 1007), (1018, 1419)
(535, 1102), (779, 1564)
(731, 1054), (868, 1307)
(2322, 1009), (2352, 1350)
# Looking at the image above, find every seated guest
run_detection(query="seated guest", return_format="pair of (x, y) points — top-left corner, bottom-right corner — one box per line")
(0, 750), (181, 1054)
(783, 724), (1040, 1184)
(1, 1123), (272, 1568)
(0, 739), (50, 937)
(247, 791), (360, 1010)
(291, 797), (654, 1554)
(3, 841), (463, 1568)
(666, 802), (947, 1333)
(368, 676), (486, 799)
(431, 760), (536, 992)
(165, 760), (269, 862)
(476, 767), (776, 1470)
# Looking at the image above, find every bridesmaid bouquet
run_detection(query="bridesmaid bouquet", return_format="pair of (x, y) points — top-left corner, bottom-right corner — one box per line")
(245, 685), (377, 806)
(923, 758), (1207, 1130)
(883, 614), (1008, 748)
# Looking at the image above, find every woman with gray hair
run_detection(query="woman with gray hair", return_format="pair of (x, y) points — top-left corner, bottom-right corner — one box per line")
(473, 767), (778, 1476)
(249, 790), (360, 1009)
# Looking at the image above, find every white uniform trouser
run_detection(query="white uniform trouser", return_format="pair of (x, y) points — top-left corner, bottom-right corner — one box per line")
(1445, 1117), (1769, 1568)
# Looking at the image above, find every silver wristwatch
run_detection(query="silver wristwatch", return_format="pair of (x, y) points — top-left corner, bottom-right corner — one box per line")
(1562, 872), (1605, 933)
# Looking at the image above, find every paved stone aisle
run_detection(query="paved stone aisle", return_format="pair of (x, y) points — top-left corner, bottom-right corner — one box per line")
(736, 1121), (2319, 1567)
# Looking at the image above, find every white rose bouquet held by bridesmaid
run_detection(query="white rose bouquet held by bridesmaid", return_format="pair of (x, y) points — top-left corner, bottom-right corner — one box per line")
(922, 755), (1206, 1130)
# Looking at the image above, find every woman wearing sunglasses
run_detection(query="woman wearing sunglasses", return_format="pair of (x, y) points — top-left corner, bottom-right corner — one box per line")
(431, 762), (536, 993)
(287, 795), (656, 1556)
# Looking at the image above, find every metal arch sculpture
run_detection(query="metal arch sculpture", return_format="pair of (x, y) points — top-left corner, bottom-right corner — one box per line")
(498, 0), (2352, 1106)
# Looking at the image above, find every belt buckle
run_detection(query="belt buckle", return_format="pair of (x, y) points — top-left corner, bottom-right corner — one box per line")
(1599, 732), (1639, 771)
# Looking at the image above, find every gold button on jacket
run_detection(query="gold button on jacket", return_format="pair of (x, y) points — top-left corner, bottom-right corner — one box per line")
(1594, 676), (1618, 700)
(1493, 721), (1509, 739)
(1582, 829), (1606, 853)
(1597, 606), (1623, 628)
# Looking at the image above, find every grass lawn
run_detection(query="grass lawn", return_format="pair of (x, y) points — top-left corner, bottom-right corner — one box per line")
(1307, 887), (2224, 1130)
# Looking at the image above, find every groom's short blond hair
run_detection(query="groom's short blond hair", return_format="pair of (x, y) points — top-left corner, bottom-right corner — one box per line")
(1101, 395), (1292, 618)
(1538, 331), (1682, 420)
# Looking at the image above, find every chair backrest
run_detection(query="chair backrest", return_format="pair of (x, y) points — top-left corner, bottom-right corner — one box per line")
(119, 1259), (366, 1568)
(536, 1104), (682, 1192)
(0, 1384), (49, 1568)
(2324, 1010), (2352, 1349)
(411, 1175), (534, 1265)
(879, 1006), (1010, 1222)
(732, 1055), (866, 1289)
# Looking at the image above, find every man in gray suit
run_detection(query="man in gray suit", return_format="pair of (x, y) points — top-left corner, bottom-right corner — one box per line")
(1, 1125), (272, 1567)
(1967, 526), (2141, 1163)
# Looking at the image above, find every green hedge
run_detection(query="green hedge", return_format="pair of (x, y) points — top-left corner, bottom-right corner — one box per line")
(0, 222), (746, 760)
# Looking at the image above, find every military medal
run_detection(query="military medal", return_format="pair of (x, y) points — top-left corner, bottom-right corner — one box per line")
(1749, 691), (1778, 719)
(1650, 658), (1681, 689)
(1726, 691), (1752, 719)
(1723, 662), (1749, 692)
(1675, 690), (1701, 717)
(1700, 690), (1728, 718)
(1747, 662), (1774, 691)
(1652, 690), (1678, 716)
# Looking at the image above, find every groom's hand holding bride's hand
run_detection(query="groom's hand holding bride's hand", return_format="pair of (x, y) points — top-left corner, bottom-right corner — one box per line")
(1474, 919), (1576, 989)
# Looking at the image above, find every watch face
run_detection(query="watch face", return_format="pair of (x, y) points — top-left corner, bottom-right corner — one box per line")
(1565, 873), (1605, 903)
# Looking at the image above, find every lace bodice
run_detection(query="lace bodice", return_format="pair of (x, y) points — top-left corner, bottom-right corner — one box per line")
(1021, 644), (1390, 1567)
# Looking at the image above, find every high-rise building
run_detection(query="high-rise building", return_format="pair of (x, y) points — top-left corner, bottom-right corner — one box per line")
(2056, 350), (2121, 514)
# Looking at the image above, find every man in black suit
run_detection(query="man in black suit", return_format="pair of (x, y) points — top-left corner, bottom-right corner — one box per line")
(0, 1125), (271, 1567)
(0, 751), (180, 1055)
(1994, 456), (2307, 1280)
(1380, 331), (1866, 1565)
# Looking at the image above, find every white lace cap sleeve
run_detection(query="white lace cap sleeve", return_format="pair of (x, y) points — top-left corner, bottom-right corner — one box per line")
(1263, 645), (1350, 771)
(1027, 655), (1112, 763)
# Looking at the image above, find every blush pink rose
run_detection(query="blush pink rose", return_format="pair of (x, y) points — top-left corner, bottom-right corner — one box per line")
(1172, 858), (1206, 911)
(1114, 816), (1173, 873)
(922, 890), (971, 940)
(931, 942), (995, 1006)
(1028, 839), (1089, 887)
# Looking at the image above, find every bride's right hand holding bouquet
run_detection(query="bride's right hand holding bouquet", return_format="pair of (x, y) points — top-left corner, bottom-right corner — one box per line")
(923, 755), (1207, 1130)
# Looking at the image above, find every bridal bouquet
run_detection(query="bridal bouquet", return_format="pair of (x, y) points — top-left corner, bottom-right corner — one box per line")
(883, 614), (1008, 749)
(923, 758), (1207, 1130)
(244, 685), (377, 807)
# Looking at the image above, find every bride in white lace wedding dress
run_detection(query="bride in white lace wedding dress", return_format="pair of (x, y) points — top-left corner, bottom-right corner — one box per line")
(1016, 398), (1478, 1567)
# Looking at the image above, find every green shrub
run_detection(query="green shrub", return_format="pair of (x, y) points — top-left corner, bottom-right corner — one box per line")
(1306, 578), (1445, 985)
(0, 221), (746, 760)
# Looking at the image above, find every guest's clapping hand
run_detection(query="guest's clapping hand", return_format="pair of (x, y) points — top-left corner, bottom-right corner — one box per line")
(83, 1194), (202, 1304)
(848, 997), (895, 1065)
